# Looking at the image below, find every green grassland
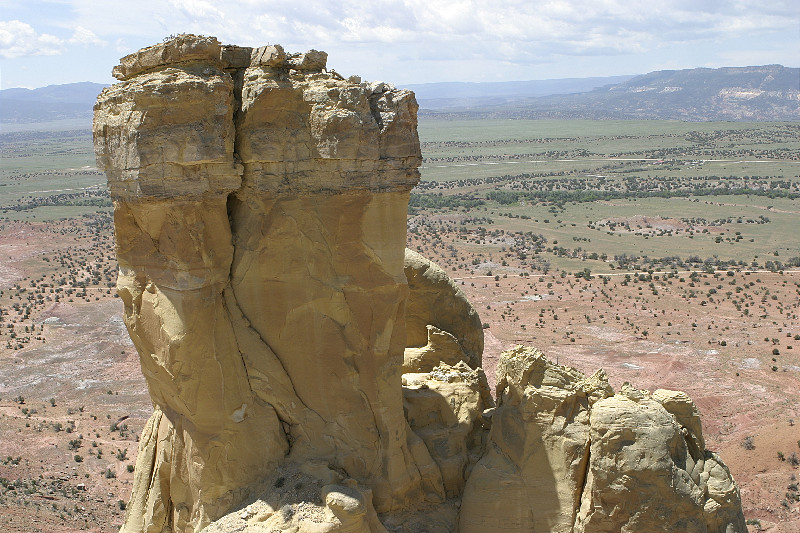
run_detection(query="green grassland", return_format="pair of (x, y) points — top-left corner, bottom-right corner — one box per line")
(418, 119), (798, 182)
(413, 119), (800, 273)
(1, 118), (798, 269)
(0, 128), (108, 221)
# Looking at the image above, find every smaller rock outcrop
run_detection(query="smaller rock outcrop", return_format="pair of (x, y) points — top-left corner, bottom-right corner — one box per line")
(460, 346), (612, 533)
(460, 346), (746, 533)
(403, 249), (483, 371)
(576, 386), (745, 533)
(403, 362), (494, 498)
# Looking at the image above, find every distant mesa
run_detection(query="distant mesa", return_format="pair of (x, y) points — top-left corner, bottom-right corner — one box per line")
(418, 64), (800, 121)
(0, 82), (108, 124)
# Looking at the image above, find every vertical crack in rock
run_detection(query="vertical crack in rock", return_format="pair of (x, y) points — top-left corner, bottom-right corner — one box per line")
(221, 284), (310, 422)
(573, 438), (591, 531)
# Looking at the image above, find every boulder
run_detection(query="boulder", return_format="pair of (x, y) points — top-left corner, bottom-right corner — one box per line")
(403, 325), (467, 373)
(574, 384), (746, 533)
(112, 34), (224, 81)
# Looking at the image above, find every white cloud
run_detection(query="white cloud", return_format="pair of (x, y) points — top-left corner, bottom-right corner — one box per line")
(61, 0), (799, 59)
(68, 26), (104, 46)
(0, 21), (106, 60)
(167, 0), (225, 20)
(0, 20), (62, 59)
(114, 38), (129, 54)
(3, 0), (796, 87)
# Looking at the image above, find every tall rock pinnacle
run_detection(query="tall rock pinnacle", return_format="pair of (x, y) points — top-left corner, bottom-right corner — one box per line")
(95, 34), (432, 532)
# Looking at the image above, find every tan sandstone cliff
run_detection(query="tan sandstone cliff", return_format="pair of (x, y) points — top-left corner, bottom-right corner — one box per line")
(94, 35), (746, 533)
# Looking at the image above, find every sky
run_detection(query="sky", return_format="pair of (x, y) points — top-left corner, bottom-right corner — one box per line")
(0, 0), (798, 90)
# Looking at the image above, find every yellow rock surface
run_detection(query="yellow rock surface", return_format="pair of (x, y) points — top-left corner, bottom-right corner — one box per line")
(403, 249), (483, 370)
(402, 362), (494, 497)
(574, 384), (746, 532)
(460, 346), (612, 533)
(459, 346), (746, 533)
(96, 35), (432, 533)
(97, 35), (746, 533)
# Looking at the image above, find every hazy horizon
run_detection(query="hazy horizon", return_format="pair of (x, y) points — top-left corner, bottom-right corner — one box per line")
(2, 64), (797, 93)
(1, 1), (798, 90)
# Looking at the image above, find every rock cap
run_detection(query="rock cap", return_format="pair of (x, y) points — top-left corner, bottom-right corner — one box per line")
(113, 34), (224, 80)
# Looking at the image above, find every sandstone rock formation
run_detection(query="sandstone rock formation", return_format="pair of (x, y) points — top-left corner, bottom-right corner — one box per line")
(460, 346), (746, 533)
(95, 35), (746, 533)
(96, 34), (434, 533)
(403, 362), (493, 498)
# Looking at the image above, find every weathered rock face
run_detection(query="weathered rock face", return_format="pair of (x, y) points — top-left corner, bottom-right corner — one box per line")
(95, 35), (434, 533)
(460, 346), (613, 533)
(96, 35), (745, 533)
(575, 386), (746, 533)
(403, 362), (494, 498)
(459, 347), (746, 533)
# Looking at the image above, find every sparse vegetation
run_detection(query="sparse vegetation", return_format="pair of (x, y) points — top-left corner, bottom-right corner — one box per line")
(1, 114), (798, 531)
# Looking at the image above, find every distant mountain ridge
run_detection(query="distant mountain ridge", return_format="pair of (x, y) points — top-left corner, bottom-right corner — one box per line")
(419, 65), (799, 121)
(0, 82), (107, 124)
(1, 66), (797, 124)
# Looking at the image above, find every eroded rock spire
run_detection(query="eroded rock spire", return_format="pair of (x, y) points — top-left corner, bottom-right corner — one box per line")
(96, 34), (434, 532)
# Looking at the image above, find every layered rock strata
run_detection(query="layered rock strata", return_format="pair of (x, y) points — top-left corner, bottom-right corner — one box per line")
(95, 35), (437, 532)
(96, 35), (746, 533)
